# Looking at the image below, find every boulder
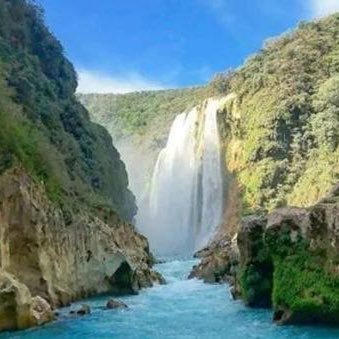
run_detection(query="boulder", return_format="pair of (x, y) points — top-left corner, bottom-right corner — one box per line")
(76, 304), (91, 316)
(0, 270), (54, 331)
(265, 201), (339, 325)
(188, 236), (238, 284)
(0, 270), (33, 331)
(106, 299), (128, 309)
(31, 296), (54, 326)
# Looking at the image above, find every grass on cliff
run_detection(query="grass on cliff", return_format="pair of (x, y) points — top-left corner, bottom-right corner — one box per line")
(0, 74), (64, 202)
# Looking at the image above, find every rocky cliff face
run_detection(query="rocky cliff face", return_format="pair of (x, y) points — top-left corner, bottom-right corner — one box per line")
(0, 271), (54, 332)
(0, 168), (163, 332)
(0, 1), (165, 332)
(191, 185), (339, 325)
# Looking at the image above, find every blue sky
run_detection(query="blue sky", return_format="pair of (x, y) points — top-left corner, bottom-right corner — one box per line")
(38, 0), (339, 93)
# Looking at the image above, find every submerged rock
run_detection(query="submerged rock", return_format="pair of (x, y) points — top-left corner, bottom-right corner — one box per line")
(76, 304), (91, 316)
(106, 299), (128, 309)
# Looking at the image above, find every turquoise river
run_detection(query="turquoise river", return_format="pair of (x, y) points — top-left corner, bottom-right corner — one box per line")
(1, 259), (339, 339)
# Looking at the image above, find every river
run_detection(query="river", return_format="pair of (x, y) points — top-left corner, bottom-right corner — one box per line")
(2, 259), (339, 339)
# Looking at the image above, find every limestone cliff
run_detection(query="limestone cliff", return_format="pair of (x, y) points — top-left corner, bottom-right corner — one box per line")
(0, 271), (54, 332)
(191, 16), (339, 325)
(0, 167), (163, 331)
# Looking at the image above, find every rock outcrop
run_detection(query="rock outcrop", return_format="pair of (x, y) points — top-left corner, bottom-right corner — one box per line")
(0, 270), (54, 331)
(0, 167), (163, 331)
(190, 184), (339, 326)
(189, 236), (237, 284)
(237, 215), (273, 308)
(264, 186), (339, 325)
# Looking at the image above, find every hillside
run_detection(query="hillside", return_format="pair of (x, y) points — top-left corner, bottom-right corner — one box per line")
(214, 13), (339, 214)
(79, 87), (208, 141)
(81, 14), (339, 217)
(0, 0), (136, 220)
(189, 14), (339, 326)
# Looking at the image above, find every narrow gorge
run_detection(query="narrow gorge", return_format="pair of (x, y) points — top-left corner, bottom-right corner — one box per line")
(1, 0), (339, 337)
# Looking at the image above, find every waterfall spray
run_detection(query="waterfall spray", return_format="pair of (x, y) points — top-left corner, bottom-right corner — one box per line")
(137, 98), (223, 255)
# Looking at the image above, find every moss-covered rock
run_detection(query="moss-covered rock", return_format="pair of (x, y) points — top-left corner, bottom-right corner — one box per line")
(237, 215), (273, 308)
(231, 185), (339, 325)
(265, 189), (339, 325)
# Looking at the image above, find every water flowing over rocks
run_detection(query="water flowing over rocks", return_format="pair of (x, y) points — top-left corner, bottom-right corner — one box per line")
(138, 98), (225, 255)
(75, 304), (91, 316)
(0, 167), (163, 331)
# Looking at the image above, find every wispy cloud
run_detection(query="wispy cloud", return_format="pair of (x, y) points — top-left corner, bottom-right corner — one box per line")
(76, 69), (166, 94)
(310, 0), (339, 18)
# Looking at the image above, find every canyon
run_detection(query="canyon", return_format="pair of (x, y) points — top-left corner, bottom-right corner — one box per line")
(0, 0), (339, 335)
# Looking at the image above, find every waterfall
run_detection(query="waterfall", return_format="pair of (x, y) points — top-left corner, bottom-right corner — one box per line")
(137, 98), (223, 255)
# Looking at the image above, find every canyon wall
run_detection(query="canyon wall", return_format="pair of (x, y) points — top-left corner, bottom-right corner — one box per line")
(0, 1), (162, 332)
(0, 167), (163, 332)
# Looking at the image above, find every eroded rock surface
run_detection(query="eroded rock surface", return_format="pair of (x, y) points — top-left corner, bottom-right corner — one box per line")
(189, 236), (238, 284)
(0, 270), (53, 331)
(0, 168), (163, 331)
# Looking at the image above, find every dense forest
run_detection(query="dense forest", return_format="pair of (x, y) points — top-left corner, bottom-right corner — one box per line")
(0, 0), (136, 220)
(79, 87), (209, 148)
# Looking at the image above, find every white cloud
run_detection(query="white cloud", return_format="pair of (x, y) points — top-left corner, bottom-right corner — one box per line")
(76, 69), (166, 94)
(310, 0), (339, 18)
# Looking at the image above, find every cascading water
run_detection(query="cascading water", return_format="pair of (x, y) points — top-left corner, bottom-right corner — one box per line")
(137, 98), (224, 255)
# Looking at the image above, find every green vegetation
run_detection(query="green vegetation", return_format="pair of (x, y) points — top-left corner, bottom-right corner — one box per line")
(0, 0), (136, 220)
(79, 87), (209, 147)
(81, 14), (339, 217)
(239, 263), (273, 308)
(237, 218), (273, 308)
(265, 225), (339, 324)
(214, 14), (339, 212)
